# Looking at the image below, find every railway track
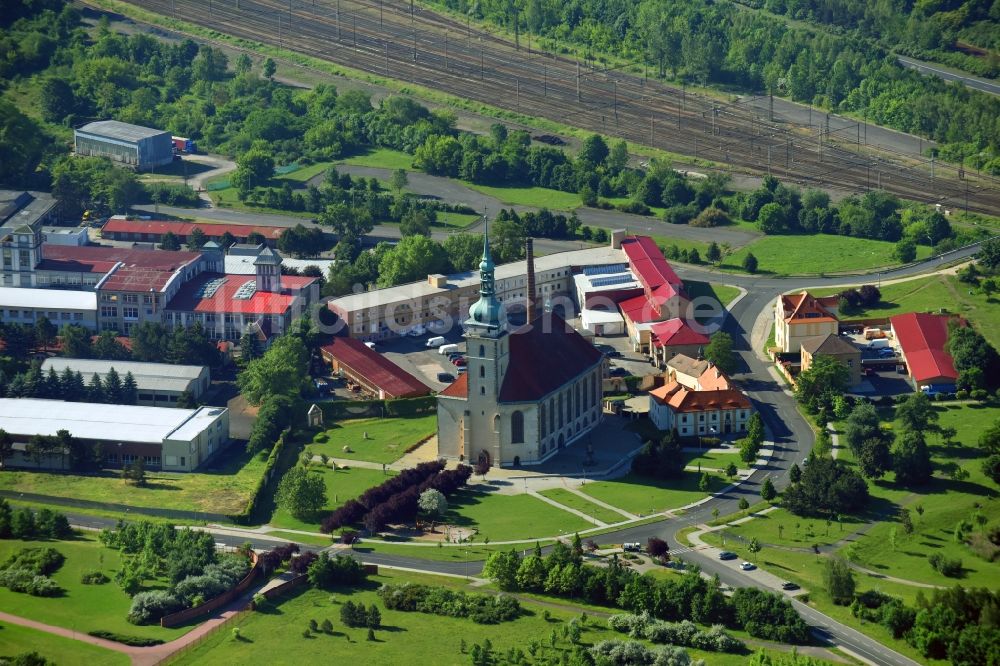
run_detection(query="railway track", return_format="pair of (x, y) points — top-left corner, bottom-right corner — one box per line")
(129, 0), (1000, 215)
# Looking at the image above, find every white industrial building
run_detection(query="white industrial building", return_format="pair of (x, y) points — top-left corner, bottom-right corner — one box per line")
(0, 287), (97, 330)
(0, 398), (229, 472)
(74, 120), (174, 171)
(40, 358), (211, 406)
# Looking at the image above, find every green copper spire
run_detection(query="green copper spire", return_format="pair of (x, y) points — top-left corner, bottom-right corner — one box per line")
(466, 217), (504, 333)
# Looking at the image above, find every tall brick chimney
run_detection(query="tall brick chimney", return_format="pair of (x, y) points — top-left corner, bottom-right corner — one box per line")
(525, 237), (536, 320)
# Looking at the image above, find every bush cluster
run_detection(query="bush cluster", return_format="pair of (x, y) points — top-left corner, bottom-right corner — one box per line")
(172, 555), (251, 607)
(1, 547), (65, 575)
(80, 570), (110, 585)
(0, 568), (61, 596)
(590, 639), (701, 666)
(928, 553), (963, 578)
(127, 591), (184, 625)
(340, 600), (380, 629)
(87, 631), (164, 647)
(607, 612), (743, 653)
(306, 552), (365, 589)
(378, 583), (521, 624)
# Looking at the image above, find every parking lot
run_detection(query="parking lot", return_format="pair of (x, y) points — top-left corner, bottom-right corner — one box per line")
(838, 331), (914, 397)
(378, 330), (469, 389)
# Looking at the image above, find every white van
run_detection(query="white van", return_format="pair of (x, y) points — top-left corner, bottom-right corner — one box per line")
(867, 338), (890, 350)
(438, 343), (460, 355)
(426, 336), (447, 348)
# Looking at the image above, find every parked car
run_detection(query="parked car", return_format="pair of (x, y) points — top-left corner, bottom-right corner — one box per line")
(740, 561), (756, 571)
(452, 357), (467, 367)
(456, 366), (467, 374)
(608, 367), (631, 378)
(437, 372), (455, 383)
(920, 384), (955, 397)
(596, 344), (622, 357)
(313, 379), (330, 394)
(864, 367), (877, 377)
(622, 542), (643, 552)
(876, 347), (897, 358)
(781, 581), (799, 591)
(718, 551), (737, 561)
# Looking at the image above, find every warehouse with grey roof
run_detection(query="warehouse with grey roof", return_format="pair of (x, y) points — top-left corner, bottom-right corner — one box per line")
(74, 120), (174, 171)
(40, 358), (210, 406)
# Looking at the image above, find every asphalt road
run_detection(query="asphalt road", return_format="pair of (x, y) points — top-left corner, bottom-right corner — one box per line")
(898, 55), (1000, 97)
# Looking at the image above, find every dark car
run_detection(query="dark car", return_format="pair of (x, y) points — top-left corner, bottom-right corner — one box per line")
(781, 581), (800, 591)
(608, 367), (630, 378)
(437, 372), (455, 383)
(596, 344), (622, 358)
(718, 551), (737, 561)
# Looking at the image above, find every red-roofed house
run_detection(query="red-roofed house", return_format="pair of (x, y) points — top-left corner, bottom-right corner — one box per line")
(648, 365), (752, 437)
(101, 217), (284, 246)
(648, 318), (711, 365)
(774, 291), (840, 352)
(614, 236), (690, 354)
(890, 312), (960, 389)
(320, 337), (430, 399)
(437, 228), (605, 468)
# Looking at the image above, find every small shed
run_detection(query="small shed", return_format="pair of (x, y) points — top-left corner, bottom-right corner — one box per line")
(307, 404), (324, 428)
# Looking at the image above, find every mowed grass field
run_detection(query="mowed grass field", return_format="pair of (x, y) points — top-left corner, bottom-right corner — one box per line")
(578, 471), (728, 516)
(337, 147), (413, 170)
(680, 449), (745, 472)
(0, 536), (190, 641)
(268, 466), (395, 532)
(536, 488), (630, 525)
(683, 279), (741, 313)
(306, 415), (437, 464)
(445, 489), (591, 541)
(463, 183), (583, 210)
(812, 273), (1000, 349)
(170, 569), (818, 666)
(0, 621), (128, 665)
(724, 234), (932, 275)
(0, 446), (266, 516)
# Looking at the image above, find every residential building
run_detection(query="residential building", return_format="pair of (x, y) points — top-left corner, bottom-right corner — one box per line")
(436, 230), (604, 468)
(648, 365), (752, 437)
(774, 291), (840, 353)
(40, 358), (211, 406)
(666, 354), (711, 389)
(800, 333), (862, 387)
(320, 337), (430, 399)
(648, 318), (710, 366)
(0, 287), (97, 330)
(0, 398), (229, 472)
(74, 120), (174, 171)
(890, 312), (960, 389)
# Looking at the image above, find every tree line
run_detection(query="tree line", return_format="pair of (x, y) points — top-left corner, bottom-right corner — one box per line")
(484, 540), (810, 644)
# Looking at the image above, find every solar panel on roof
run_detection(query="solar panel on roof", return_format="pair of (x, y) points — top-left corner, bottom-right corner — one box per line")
(591, 274), (634, 288)
(583, 263), (628, 276)
(195, 277), (228, 299)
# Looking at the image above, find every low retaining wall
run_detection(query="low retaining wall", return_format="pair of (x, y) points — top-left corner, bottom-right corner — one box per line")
(160, 551), (260, 628)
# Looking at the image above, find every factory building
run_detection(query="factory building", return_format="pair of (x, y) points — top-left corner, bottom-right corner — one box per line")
(74, 120), (174, 171)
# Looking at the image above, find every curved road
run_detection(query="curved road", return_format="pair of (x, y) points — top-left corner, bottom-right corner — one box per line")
(898, 55), (1000, 98)
(58, 244), (983, 664)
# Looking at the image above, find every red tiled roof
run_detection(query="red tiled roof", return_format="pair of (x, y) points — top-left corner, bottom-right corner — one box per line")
(890, 312), (958, 384)
(320, 337), (430, 399)
(650, 379), (750, 412)
(37, 245), (202, 292)
(439, 372), (468, 398)
(619, 293), (662, 324)
(649, 319), (710, 348)
(166, 273), (316, 316)
(498, 313), (604, 402)
(101, 218), (284, 240)
(781, 291), (837, 324)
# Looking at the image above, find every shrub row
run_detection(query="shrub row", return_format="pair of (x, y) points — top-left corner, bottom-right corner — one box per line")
(0, 501), (72, 540)
(607, 612), (744, 653)
(360, 465), (472, 533)
(1, 547), (65, 576)
(317, 395), (436, 420)
(87, 631), (164, 647)
(320, 460), (445, 532)
(378, 583), (521, 624)
(590, 640), (698, 666)
(231, 428), (291, 524)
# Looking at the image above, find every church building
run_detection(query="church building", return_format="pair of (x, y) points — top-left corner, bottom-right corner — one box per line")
(436, 228), (605, 468)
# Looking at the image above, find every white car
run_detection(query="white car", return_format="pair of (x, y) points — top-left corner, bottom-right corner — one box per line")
(740, 561), (756, 571)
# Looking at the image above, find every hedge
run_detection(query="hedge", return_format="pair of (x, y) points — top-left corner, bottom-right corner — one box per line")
(230, 428), (293, 524)
(317, 395), (436, 420)
(87, 631), (164, 647)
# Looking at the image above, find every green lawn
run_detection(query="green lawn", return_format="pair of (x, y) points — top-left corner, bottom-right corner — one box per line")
(840, 403), (1000, 589)
(578, 471), (727, 516)
(724, 234), (932, 275)
(0, 621), (128, 665)
(305, 415), (437, 464)
(680, 449), (745, 473)
(812, 273), (1000, 349)
(169, 569), (804, 666)
(337, 147), (414, 170)
(435, 211), (481, 229)
(445, 489), (592, 541)
(650, 235), (711, 258)
(276, 161), (336, 183)
(0, 446), (267, 516)
(268, 466), (394, 532)
(265, 530), (333, 546)
(537, 488), (630, 525)
(709, 507), (864, 549)
(0, 536), (189, 641)
(205, 186), (316, 219)
(463, 183), (583, 210)
(356, 540), (555, 563)
(684, 280), (741, 308)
